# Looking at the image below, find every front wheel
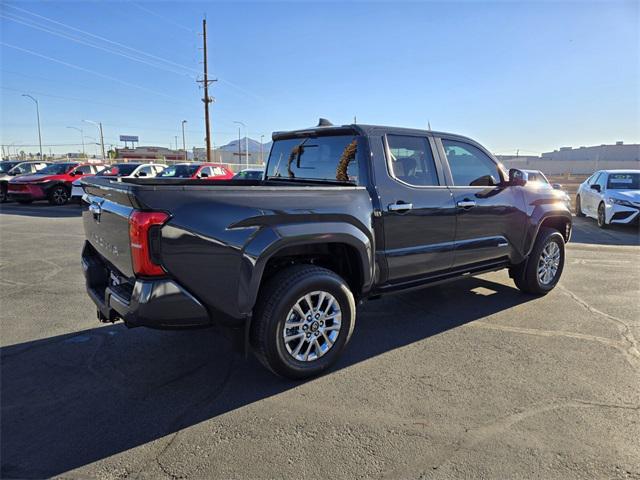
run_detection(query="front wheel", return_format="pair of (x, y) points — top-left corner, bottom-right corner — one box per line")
(510, 227), (565, 295)
(251, 265), (356, 379)
(597, 203), (608, 229)
(48, 185), (69, 206)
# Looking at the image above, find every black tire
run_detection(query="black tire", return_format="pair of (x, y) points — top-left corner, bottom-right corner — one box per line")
(48, 185), (70, 206)
(17, 199), (33, 205)
(597, 202), (608, 229)
(575, 195), (585, 217)
(510, 227), (565, 295)
(0, 184), (7, 203)
(251, 265), (356, 379)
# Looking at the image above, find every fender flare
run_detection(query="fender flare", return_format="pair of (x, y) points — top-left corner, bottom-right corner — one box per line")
(237, 221), (374, 315)
(523, 209), (572, 258)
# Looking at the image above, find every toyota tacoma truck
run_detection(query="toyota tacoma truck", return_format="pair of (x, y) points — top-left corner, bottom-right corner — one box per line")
(80, 121), (572, 379)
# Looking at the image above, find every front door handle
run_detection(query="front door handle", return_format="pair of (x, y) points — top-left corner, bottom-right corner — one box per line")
(456, 200), (476, 209)
(388, 202), (413, 212)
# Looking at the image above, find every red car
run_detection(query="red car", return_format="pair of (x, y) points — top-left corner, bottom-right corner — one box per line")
(8, 162), (104, 205)
(155, 162), (234, 180)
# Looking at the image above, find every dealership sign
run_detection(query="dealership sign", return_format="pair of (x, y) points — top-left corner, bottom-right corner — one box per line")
(119, 135), (139, 142)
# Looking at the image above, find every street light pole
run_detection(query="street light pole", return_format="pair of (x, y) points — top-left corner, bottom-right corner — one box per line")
(83, 120), (105, 160)
(260, 135), (265, 164)
(181, 120), (187, 161)
(234, 121), (248, 167)
(22, 94), (42, 160)
(66, 126), (85, 156)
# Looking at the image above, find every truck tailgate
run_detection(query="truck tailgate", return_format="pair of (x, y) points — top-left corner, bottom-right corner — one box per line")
(82, 183), (136, 278)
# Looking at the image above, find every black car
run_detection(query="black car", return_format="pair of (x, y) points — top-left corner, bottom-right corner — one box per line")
(80, 121), (572, 379)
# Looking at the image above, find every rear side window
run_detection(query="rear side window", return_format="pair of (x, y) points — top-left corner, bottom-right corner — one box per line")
(442, 139), (501, 187)
(386, 135), (439, 186)
(266, 135), (359, 183)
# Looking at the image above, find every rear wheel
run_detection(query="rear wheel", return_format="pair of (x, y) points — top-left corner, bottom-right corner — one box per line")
(575, 195), (585, 217)
(511, 227), (565, 295)
(251, 265), (356, 379)
(0, 184), (7, 203)
(48, 185), (69, 206)
(597, 203), (608, 229)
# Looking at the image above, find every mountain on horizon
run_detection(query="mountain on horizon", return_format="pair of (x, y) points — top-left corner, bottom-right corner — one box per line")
(218, 137), (271, 154)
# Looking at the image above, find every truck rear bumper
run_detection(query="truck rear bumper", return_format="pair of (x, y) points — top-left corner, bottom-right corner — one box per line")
(82, 242), (211, 329)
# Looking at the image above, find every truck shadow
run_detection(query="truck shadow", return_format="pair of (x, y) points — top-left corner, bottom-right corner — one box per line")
(0, 202), (82, 218)
(1, 277), (533, 479)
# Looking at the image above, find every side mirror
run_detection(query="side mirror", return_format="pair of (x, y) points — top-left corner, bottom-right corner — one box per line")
(590, 184), (601, 192)
(552, 183), (563, 190)
(199, 172), (209, 178)
(69, 171), (76, 176)
(508, 168), (527, 186)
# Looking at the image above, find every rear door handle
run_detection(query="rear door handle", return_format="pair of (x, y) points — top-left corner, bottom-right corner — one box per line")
(456, 200), (476, 209)
(388, 202), (413, 212)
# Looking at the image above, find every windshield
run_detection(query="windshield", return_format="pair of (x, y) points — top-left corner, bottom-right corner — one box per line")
(36, 163), (78, 175)
(97, 163), (139, 176)
(157, 164), (199, 178)
(0, 162), (21, 173)
(266, 135), (359, 183)
(607, 173), (639, 190)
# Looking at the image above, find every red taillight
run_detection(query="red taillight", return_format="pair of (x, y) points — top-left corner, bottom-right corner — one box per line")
(129, 211), (169, 276)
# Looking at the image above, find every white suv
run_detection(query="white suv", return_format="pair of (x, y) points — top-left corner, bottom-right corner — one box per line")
(576, 170), (640, 228)
(71, 162), (166, 201)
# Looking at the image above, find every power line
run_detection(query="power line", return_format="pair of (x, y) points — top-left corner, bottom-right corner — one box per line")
(1, 42), (185, 103)
(4, 3), (201, 76)
(130, 3), (196, 33)
(4, 3), (269, 104)
(1, 12), (196, 79)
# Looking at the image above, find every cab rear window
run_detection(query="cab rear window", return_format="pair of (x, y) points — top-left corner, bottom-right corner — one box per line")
(266, 135), (359, 183)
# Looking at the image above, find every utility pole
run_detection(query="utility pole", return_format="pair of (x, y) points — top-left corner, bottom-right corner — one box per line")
(198, 19), (217, 161)
(237, 125), (241, 163)
(181, 120), (187, 161)
(22, 94), (42, 160)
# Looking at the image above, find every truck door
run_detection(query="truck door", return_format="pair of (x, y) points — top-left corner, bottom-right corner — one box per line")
(436, 137), (526, 269)
(374, 134), (456, 283)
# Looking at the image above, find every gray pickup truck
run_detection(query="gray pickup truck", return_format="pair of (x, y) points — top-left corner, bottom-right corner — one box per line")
(81, 121), (572, 379)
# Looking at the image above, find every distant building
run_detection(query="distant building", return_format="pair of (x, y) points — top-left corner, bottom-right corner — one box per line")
(541, 141), (640, 162)
(496, 141), (640, 175)
(115, 146), (186, 162)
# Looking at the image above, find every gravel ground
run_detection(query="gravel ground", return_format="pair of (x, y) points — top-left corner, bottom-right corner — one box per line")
(1, 203), (638, 479)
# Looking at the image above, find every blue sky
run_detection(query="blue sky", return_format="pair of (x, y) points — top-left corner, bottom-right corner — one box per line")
(1, 0), (638, 156)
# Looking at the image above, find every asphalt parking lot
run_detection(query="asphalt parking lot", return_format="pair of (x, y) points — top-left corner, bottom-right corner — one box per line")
(1, 203), (639, 479)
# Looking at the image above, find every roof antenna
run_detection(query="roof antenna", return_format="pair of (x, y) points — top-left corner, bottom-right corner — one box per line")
(317, 118), (333, 127)
(427, 121), (432, 131)
(353, 115), (357, 124)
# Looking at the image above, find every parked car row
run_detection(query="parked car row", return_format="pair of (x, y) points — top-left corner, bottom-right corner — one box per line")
(576, 170), (640, 228)
(0, 160), (265, 206)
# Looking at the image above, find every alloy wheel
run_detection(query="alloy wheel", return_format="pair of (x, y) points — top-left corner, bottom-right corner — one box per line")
(537, 241), (560, 285)
(282, 291), (342, 362)
(52, 187), (68, 205)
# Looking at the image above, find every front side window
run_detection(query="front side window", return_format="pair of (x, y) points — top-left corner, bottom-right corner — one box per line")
(442, 139), (501, 187)
(266, 135), (359, 183)
(596, 174), (608, 191)
(607, 172), (639, 190)
(74, 165), (94, 174)
(386, 135), (439, 186)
